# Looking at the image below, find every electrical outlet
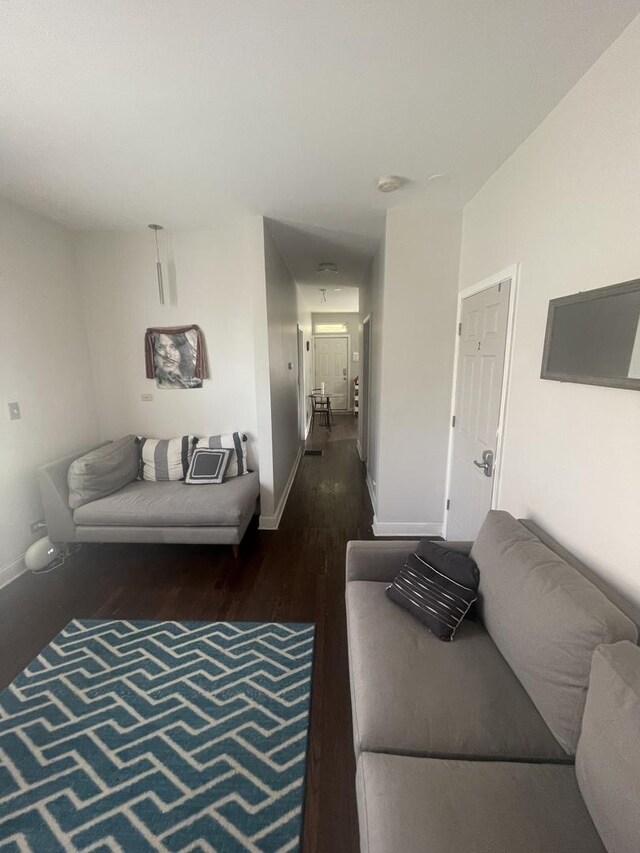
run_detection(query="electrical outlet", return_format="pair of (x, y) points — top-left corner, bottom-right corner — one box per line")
(141, 393), (154, 402)
(8, 402), (21, 420)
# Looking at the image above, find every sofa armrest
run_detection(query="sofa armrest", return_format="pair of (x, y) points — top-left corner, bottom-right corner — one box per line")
(38, 443), (110, 544)
(346, 539), (475, 583)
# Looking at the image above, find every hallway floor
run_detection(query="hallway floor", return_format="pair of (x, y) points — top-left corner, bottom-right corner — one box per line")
(0, 414), (371, 852)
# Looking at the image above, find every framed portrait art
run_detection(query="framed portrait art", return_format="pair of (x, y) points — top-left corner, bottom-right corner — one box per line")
(144, 325), (207, 389)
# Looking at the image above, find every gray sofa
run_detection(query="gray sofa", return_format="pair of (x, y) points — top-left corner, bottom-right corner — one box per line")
(346, 511), (640, 852)
(38, 442), (260, 554)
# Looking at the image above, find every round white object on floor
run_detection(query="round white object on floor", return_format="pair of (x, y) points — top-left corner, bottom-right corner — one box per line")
(25, 536), (63, 572)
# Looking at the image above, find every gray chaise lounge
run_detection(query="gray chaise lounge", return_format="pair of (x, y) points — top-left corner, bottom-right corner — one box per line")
(39, 443), (260, 556)
(346, 510), (640, 852)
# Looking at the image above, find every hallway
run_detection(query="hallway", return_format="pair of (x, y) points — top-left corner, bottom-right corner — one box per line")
(0, 421), (372, 852)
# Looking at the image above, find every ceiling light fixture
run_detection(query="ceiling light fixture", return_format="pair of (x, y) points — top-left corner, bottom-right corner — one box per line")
(317, 262), (338, 274)
(376, 175), (404, 193)
(333, 288), (342, 292)
(148, 224), (165, 305)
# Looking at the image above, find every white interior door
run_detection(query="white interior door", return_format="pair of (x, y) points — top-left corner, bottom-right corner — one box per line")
(447, 280), (511, 540)
(314, 336), (348, 410)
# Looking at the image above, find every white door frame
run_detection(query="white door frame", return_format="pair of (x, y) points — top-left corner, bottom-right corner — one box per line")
(442, 263), (520, 538)
(312, 334), (351, 411)
(359, 314), (372, 461)
(296, 324), (306, 440)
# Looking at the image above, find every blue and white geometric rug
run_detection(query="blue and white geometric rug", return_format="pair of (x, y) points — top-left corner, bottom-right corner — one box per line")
(0, 619), (315, 852)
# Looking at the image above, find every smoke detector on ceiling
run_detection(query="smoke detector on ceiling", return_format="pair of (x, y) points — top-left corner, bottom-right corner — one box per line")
(376, 175), (404, 193)
(317, 262), (338, 274)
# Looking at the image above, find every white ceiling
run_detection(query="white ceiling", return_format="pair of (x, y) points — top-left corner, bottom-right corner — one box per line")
(267, 219), (376, 294)
(297, 284), (360, 315)
(1, 1), (639, 283)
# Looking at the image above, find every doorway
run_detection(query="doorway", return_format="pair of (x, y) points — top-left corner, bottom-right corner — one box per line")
(314, 336), (349, 411)
(445, 268), (517, 540)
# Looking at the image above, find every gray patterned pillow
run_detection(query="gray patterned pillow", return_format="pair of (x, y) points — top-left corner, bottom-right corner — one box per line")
(185, 448), (230, 484)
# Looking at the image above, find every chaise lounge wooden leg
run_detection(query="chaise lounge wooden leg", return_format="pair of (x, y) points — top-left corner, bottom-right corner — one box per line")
(231, 544), (240, 559)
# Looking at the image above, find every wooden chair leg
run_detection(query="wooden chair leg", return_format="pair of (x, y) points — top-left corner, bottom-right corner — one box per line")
(231, 544), (239, 559)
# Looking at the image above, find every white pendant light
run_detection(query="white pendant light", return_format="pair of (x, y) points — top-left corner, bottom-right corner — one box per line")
(148, 224), (165, 305)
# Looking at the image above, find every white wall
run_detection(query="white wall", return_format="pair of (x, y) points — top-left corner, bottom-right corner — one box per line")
(76, 219), (261, 466)
(0, 198), (99, 584)
(260, 223), (302, 524)
(311, 312), (360, 409)
(374, 206), (462, 535)
(459, 16), (640, 607)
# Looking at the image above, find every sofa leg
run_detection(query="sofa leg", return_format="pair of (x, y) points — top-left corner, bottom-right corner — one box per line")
(231, 544), (240, 559)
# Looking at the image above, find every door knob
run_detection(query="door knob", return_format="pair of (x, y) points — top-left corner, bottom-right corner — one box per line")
(473, 449), (494, 477)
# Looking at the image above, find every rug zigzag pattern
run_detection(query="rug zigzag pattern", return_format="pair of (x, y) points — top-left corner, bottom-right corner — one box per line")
(0, 619), (314, 852)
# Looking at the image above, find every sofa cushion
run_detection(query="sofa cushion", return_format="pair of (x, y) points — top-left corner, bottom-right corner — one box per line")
(576, 641), (640, 853)
(346, 580), (567, 761)
(67, 436), (139, 509)
(356, 752), (605, 853)
(471, 511), (637, 755)
(73, 472), (259, 527)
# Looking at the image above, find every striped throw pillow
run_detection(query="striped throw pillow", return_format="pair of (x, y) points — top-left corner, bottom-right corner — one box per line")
(138, 436), (196, 481)
(386, 541), (479, 641)
(196, 433), (248, 478)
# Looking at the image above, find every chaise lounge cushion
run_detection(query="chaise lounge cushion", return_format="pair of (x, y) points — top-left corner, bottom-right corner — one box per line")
(67, 436), (139, 509)
(356, 752), (605, 853)
(346, 580), (567, 761)
(471, 511), (638, 755)
(73, 472), (259, 527)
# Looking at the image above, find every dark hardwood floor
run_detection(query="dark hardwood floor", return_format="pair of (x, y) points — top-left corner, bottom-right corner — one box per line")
(0, 413), (372, 853)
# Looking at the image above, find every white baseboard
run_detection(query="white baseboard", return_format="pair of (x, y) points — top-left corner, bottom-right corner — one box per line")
(372, 518), (443, 538)
(0, 554), (27, 590)
(259, 446), (303, 531)
(365, 473), (377, 513)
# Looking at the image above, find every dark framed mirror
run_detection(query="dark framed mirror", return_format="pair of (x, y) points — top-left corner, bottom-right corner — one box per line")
(541, 278), (640, 391)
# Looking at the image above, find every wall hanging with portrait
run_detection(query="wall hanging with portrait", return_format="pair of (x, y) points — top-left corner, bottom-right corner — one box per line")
(144, 324), (207, 389)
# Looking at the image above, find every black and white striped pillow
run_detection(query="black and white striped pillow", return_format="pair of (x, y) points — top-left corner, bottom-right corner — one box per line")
(195, 432), (248, 478)
(386, 541), (479, 641)
(138, 436), (196, 481)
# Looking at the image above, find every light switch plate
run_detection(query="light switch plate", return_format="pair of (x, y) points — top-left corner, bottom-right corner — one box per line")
(8, 402), (21, 420)
(352, 352), (359, 362)
(141, 393), (154, 402)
